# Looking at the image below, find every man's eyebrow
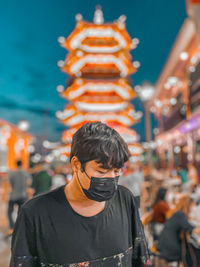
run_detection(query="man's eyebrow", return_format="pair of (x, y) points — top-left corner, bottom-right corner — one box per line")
(96, 166), (108, 170)
(96, 165), (110, 171)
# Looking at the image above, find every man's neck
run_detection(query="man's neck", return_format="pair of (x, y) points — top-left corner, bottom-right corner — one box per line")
(65, 175), (88, 201)
(64, 175), (106, 216)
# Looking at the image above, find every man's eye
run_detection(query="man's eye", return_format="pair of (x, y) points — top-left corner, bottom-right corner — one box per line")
(98, 171), (106, 174)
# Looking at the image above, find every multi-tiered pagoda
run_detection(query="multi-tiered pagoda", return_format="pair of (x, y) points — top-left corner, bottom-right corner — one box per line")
(56, 7), (143, 160)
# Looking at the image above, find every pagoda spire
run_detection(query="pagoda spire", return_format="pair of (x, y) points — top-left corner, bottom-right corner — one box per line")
(93, 5), (104, 24)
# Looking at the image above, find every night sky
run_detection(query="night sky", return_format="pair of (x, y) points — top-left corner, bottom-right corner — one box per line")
(0, 0), (187, 142)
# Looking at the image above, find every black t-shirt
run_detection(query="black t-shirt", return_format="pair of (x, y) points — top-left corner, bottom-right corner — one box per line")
(10, 185), (149, 267)
(158, 211), (194, 261)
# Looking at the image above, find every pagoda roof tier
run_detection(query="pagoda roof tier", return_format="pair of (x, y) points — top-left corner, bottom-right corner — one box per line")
(58, 102), (138, 117)
(74, 99), (128, 112)
(56, 105), (140, 128)
(60, 21), (134, 53)
(60, 78), (136, 101)
(62, 128), (78, 143)
(62, 124), (139, 144)
(65, 94), (128, 106)
(61, 50), (135, 77)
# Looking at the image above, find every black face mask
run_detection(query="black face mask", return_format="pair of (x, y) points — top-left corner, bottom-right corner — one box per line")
(77, 171), (119, 202)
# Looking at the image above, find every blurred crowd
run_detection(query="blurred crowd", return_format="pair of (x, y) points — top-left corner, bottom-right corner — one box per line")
(138, 164), (200, 266)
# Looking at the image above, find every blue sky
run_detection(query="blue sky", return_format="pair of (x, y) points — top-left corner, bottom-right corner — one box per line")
(0, 0), (187, 141)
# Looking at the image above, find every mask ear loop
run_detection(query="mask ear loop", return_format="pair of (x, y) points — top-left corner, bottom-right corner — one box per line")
(84, 170), (91, 180)
(79, 160), (91, 180)
(76, 171), (84, 189)
(76, 169), (91, 190)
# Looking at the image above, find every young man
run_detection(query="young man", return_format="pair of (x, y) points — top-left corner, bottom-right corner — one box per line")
(10, 122), (149, 267)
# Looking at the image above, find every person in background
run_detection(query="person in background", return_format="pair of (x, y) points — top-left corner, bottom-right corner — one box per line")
(157, 197), (200, 265)
(188, 163), (199, 187)
(189, 189), (200, 227)
(152, 187), (169, 240)
(7, 160), (32, 234)
(177, 166), (188, 183)
(195, 153), (200, 183)
(31, 162), (52, 196)
(177, 166), (191, 193)
(51, 164), (66, 189)
(119, 162), (144, 208)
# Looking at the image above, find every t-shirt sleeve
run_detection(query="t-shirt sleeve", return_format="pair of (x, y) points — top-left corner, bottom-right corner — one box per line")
(9, 206), (37, 267)
(131, 194), (150, 266)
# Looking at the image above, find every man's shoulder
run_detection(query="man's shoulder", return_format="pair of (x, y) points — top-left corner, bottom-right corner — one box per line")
(117, 185), (135, 202)
(8, 170), (22, 180)
(115, 186), (139, 214)
(173, 210), (185, 218)
(22, 186), (64, 214)
(8, 170), (18, 176)
(38, 170), (52, 178)
(118, 184), (132, 193)
(169, 210), (186, 223)
(20, 169), (31, 177)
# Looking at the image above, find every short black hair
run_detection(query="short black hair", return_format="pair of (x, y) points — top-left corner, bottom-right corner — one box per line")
(70, 122), (130, 170)
(16, 160), (22, 167)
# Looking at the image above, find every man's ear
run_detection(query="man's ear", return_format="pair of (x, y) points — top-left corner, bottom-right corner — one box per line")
(71, 156), (82, 173)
